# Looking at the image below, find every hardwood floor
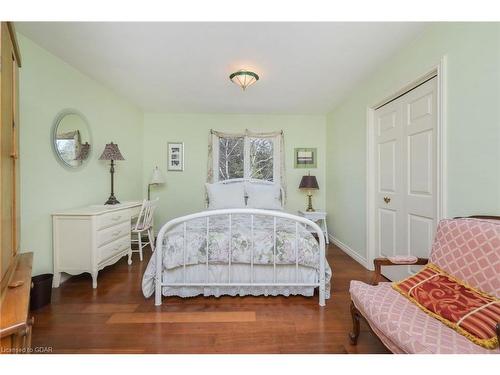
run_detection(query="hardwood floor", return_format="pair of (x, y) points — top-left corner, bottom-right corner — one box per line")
(31, 245), (390, 354)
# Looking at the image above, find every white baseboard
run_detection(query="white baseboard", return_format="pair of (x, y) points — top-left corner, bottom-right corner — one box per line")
(328, 234), (369, 269)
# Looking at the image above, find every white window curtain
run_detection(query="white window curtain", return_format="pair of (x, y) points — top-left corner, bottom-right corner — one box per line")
(207, 129), (286, 201)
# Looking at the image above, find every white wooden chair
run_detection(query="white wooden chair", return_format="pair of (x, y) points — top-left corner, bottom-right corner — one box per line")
(131, 198), (158, 261)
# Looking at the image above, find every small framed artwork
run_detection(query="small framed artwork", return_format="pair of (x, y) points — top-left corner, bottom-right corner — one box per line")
(167, 142), (184, 171)
(294, 148), (317, 168)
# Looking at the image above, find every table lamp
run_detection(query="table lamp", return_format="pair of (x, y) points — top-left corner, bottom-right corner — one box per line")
(148, 166), (165, 200)
(99, 142), (125, 205)
(299, 173), (319, 212)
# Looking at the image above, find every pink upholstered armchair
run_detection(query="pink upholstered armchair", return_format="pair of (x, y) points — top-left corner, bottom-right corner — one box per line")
(349, 216), (500, 354)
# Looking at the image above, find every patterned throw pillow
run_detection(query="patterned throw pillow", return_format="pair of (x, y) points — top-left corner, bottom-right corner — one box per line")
(393, 263), (500, 349)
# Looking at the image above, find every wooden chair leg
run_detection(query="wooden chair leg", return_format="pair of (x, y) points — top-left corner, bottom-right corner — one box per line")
(349, 301), (361, 345)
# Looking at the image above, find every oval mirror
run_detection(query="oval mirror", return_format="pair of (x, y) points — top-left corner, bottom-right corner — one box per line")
(52, 110), (92, 168)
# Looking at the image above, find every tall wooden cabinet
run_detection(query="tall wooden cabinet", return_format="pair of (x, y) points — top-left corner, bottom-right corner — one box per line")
(0, 22), (34, 354)
(0, 22), (21, 293)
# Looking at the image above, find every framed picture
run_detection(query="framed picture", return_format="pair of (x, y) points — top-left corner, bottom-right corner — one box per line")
(167, 142), (184, 171)
(294, 147), (317, 168)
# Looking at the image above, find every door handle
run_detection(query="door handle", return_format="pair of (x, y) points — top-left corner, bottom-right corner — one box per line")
(383, 197), (391, 204)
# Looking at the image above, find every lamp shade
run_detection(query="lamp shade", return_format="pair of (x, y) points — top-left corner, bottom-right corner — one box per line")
(150, 166), (165, 184)
(299, 175), (319, 190)
(98, 142), (124, 161)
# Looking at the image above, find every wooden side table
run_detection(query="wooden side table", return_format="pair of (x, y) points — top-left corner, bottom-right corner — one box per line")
(298, 210), (329, 244)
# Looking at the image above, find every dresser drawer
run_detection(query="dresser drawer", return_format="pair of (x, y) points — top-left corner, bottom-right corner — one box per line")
(98, 235), (129, 263)
(97, 221), (130, 247)
(97, 210), (129, 229)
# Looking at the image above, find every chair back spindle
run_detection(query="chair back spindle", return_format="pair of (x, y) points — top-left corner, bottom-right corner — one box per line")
(134, 198), (159, 231)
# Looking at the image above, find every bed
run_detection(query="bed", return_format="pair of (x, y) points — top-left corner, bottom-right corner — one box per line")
(142, 179), (332, 306)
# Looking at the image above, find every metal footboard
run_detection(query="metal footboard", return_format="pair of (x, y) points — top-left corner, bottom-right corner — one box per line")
(154, 209), (326, 306)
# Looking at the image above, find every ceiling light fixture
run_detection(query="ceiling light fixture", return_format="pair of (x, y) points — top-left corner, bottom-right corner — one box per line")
(229, 69), (259, 90)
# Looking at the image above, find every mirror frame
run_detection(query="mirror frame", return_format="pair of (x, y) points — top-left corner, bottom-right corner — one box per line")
(51, 109), (92, 170)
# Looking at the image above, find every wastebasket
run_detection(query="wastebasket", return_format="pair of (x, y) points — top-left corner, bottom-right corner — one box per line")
(30, 274), (53, 310)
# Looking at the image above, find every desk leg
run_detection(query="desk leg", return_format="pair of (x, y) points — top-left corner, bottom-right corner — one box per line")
(128, 248), (132, 265)
(91, 272), (98, 289)
(53, 272), (61, 288)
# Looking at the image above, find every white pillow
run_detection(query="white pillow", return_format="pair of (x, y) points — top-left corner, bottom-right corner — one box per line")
(245, 183), (283, 210)
(206, 182), (246, 209)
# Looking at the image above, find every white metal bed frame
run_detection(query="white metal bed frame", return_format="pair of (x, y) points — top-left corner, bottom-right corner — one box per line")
(154, 208), (327, 306)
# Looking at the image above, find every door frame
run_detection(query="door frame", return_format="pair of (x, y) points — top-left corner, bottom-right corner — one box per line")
(365, 57), (448, 270)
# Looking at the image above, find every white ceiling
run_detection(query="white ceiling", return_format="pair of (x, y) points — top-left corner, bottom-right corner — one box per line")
(16, 22), (427, 114)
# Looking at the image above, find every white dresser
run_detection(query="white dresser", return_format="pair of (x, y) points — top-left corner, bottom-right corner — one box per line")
(52, 201), (142, 288)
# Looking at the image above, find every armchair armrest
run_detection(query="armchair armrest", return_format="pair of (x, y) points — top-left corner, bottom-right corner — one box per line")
(372, 257), (429, 285)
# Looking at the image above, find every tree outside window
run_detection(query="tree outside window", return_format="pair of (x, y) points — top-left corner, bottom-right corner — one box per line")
(218, 137), (244, 180)
(249, 138), (273, 181)
(217, 136), (274, 182)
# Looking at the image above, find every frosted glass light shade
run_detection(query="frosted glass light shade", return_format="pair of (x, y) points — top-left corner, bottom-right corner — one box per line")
(229, 70), (259, 90)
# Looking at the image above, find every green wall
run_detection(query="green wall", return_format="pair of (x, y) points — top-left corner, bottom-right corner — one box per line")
(18, 23), (500, 275)
(18, 35), (143, 275)
(142, 113), (326, 227)
(326, 22), (500, 262)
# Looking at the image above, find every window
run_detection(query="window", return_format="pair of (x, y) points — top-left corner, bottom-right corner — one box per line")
(218, 137), (244, 180)
(213, 132), (281, 183)
(249, 138), (273, 181)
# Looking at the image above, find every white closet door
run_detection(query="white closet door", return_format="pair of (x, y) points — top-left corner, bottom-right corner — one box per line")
(374, 77), (437, 281)
(374, 97), (404, 278)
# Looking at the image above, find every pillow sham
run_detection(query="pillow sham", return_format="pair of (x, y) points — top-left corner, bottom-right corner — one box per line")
(205, 182), (245, 209)
(245, 183), (282, 210)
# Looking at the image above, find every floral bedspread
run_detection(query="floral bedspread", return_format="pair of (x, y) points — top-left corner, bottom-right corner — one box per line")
(142, 214), (332, 296)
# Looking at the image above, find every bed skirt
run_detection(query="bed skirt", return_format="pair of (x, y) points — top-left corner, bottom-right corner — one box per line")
(145, 263), (329, 299)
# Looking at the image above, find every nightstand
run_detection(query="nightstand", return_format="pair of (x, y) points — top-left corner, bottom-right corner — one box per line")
(298, 210), (329, 244)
